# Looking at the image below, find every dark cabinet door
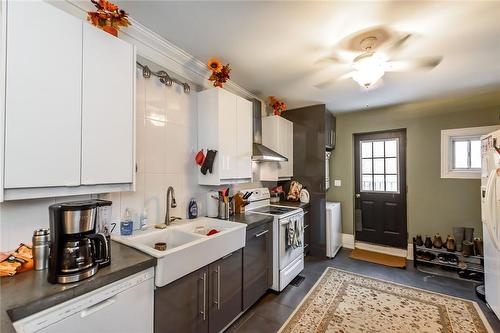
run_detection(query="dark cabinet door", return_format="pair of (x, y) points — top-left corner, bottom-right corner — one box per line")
(325, 112), (336, 150)
(242, 222), (273, 311)
(208, 249), (243, 333)
(155, 266), (209, 333)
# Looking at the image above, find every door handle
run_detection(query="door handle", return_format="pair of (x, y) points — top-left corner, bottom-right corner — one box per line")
(355, 193), (361, 198)
(200, 273), (207, 320)
(80, 297), (116, 318)
(214, 265), (221, 310)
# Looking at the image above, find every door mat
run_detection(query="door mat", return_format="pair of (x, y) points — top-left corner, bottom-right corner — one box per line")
(290, 275), (305, 287)
(349, 248), (406, 268)
(278, 267), (493, 332)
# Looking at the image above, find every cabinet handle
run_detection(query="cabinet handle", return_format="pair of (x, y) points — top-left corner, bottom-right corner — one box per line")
(200, 273), (207, 320)
(255, 230), (269, 238)
(214, 265), (221, 310)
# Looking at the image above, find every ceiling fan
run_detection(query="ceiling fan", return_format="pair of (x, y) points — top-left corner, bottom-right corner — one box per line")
(315, 27), (443, 89)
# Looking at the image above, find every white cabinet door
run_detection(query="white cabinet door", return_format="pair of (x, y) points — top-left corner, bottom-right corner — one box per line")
(81, 24), (135, 185)
(236, 97), (253, 179)
(218, 89), (237, 180)
(4, 1), (82, 188)
(278, 118), (293, 178)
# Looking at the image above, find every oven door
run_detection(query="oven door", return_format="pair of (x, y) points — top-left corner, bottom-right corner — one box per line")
(279, 213), (304, 270)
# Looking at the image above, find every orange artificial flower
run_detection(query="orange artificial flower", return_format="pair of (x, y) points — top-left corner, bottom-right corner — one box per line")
(207, 58), (223, 73)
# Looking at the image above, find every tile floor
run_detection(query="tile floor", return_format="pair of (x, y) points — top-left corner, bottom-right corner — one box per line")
(228, 248), (500, 332)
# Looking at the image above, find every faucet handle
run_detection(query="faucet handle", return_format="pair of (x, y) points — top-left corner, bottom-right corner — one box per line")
(169, 216), (182, 222)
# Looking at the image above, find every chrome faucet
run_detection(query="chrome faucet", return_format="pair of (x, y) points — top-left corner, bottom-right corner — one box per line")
(165, 186), (181, 225)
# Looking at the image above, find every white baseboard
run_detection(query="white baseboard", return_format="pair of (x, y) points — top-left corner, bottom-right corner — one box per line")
(341, 233), (354, 249)
(341, 233), (413, 260)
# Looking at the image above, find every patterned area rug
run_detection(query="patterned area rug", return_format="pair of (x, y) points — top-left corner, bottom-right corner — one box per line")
(279, 267), (493, 333)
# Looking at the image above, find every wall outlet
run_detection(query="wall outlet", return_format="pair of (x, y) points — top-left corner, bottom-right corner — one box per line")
(334, 179), (342, 187)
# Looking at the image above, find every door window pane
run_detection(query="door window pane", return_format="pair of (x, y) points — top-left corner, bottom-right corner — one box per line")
(362, 159), (372, 174)
(385, 140), (397, 157)
(373, 158), (384, 174)
(359, 138), (400, 193)
(453, 140), (469, 168)
(373, 141), (384, 157)
(386, 175), (398, 192)
(470, 140), (481, 169)
(374, 175), (384, 191)
(362, 175), (373, 191)
(385, 158), (397, 174)
(361, 142), (372, 158)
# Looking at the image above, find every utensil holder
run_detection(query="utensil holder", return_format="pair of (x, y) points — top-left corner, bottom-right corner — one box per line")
(218, 201), (229, 220)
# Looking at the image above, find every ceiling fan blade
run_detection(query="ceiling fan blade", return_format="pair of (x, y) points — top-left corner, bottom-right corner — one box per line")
(314, 72), (354, 89)
(315, 51), (352, 65)
(385, 56), (443, 72)
(380, 33), (411, 56)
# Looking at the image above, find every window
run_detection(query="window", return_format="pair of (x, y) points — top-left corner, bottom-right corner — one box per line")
(360, 139), (399, 192)
(441, 125), (500, 179)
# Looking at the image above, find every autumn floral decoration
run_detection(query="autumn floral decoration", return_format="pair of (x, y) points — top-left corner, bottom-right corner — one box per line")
(207, 58), (231, 88)
(268, 96), (287, 116)
(87, 0), (130, 37)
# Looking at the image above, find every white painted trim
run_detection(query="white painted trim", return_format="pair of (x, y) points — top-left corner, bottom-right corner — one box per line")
(354, 241), (407, 258)
(341, 234), (413, 259)
(341, 233), (354, 249)
(0, 1), (7, 202)
(55, 1), (261, 103)
(441, 125), (500, 179)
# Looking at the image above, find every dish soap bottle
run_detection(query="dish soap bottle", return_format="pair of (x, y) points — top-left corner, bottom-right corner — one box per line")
(188, 199), (198, 219)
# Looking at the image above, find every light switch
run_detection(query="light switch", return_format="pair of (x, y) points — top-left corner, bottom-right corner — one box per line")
(334, 179), (342, 187)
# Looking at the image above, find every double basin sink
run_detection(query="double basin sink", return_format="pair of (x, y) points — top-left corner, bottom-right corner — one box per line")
(113, 218), (246, 287)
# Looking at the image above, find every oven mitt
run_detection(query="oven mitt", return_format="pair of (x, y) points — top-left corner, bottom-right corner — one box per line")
(200, 150), (217, 175)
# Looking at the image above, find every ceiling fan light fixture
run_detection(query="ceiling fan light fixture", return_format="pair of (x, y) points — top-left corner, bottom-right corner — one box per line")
(351, 52), (387, 88)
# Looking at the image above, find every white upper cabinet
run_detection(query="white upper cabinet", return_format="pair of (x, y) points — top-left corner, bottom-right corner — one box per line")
(236, 97), (253, 179)
(262, 115), (294, 179)
(1, 1), (135, 200)
(4, 1), (82, 188)
(197, 88), (253, 185)
(81, 24), (135, 185)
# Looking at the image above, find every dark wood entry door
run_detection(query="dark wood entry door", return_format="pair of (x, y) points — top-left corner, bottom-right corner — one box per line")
(354, 129), (407, 249)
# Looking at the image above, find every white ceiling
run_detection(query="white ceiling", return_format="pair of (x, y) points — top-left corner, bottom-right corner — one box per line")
(117, 1), (500, 112)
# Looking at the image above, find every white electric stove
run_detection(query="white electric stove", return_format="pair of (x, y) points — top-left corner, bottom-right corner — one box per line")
(244, 188), (304, 291)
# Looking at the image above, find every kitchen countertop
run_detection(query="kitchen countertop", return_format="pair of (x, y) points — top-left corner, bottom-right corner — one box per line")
(229, 213), (274, 230)
(1, 240), (156, 333)
(275, 200), (310, 209)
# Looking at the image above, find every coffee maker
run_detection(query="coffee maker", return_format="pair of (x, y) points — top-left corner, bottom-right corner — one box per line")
(48, 200), (110, 284)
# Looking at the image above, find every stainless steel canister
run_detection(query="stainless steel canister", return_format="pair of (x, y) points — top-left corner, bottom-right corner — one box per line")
(32, 229), (50, 270)
(218, 201), (229, 220)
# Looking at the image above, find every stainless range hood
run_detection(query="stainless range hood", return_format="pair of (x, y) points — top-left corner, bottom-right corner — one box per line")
(251, 99), (288, 162)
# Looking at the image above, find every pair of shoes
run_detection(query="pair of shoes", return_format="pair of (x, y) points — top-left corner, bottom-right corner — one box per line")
(437, 253), (458, 265)
(458, 270), (483, 282)
(416, 250), (436, 261)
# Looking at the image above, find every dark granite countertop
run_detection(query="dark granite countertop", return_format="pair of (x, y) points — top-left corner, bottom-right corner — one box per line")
(275, 200), (310, 209)
(1, 241), (156, 333)
(229, 213), (274, 230)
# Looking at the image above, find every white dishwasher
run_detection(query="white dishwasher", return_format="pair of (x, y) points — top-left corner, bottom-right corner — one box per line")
(13, 268), (154, 333)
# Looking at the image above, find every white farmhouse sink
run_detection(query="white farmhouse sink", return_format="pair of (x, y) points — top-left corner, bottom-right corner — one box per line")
(113, 217), (246, 287)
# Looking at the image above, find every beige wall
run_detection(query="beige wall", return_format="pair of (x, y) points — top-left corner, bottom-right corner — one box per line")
(327, 89), (500, 243)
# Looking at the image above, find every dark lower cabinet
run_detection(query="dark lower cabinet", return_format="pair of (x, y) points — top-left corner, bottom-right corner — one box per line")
(155, 266), (209, 333)
(208, 250), (243, 332)
(242, 221), (273, 311)
(154, 249), (243, 333)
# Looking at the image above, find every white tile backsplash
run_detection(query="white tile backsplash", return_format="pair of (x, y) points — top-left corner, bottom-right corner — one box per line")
(0, 63), (272, 251)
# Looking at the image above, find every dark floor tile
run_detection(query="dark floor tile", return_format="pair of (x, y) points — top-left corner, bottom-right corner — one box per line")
(228, 248), (500, 332)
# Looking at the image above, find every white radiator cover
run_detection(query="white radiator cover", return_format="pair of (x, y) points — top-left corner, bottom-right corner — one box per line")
(326, 202), (342, 258)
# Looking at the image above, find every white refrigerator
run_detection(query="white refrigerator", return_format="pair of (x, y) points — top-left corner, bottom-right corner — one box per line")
(481, 129), (500, 318)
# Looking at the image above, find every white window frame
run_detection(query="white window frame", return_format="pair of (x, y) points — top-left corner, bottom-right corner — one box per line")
(441, 125), (500, 179)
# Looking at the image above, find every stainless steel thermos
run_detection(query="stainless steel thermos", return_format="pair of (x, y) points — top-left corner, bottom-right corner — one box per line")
(32, 229), (50, 271)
